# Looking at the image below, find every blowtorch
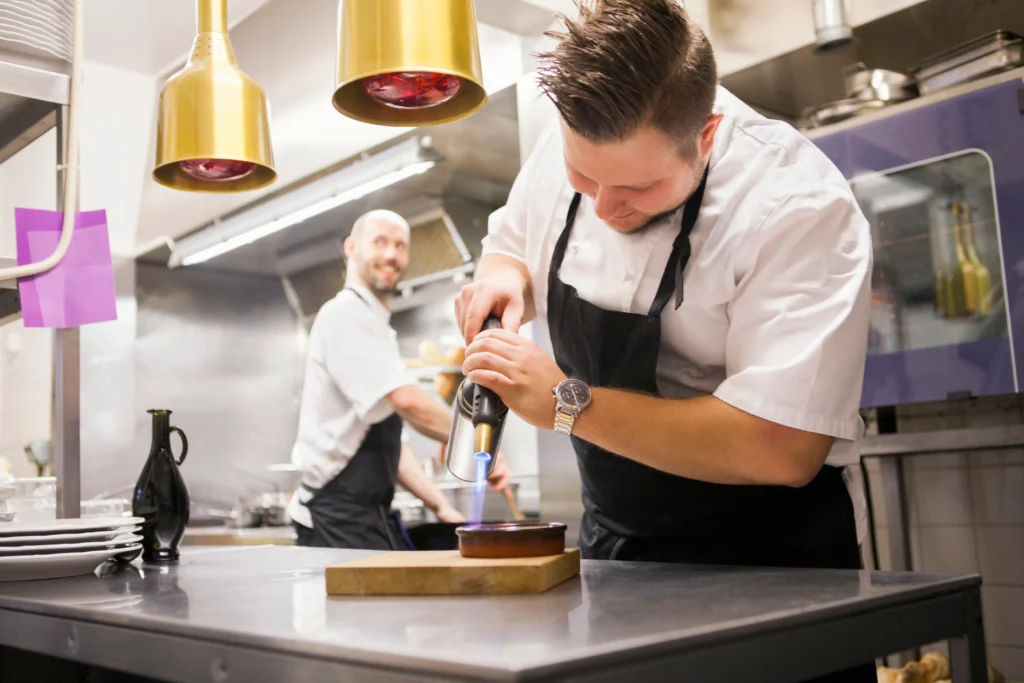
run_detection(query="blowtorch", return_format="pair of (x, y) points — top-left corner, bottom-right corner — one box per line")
(444, 316), (509, 482)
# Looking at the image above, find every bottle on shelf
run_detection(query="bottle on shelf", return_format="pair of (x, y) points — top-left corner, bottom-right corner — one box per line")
(959, 202), (993, 316)
(945, 202), (977, 318)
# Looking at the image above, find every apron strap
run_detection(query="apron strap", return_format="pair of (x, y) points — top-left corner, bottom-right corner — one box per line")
(344, 286), (370, 306)
(648, 161), (710, 316)
(551, 192), (584, 278)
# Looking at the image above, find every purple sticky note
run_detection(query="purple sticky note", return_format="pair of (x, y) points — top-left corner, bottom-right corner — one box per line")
(15, 209), (117, 328)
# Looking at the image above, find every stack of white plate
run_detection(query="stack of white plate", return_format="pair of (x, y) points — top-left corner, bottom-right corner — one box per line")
(0, 516), (144, 582)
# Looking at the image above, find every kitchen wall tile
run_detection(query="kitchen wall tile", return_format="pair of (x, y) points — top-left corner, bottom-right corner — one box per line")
(988, 646), (1024, 683)
(904, 466), (922, 529)
(963, 397), (1024, 428)
(972, 448), (1024, 468)
(910, 468), (975, 526)
(972, 466), (1024, 525)
(915, 526), (979, 574)
(865, 463), (888, 530)
(906, 453), (968, 470)
(976, 526), (1024, 586)
(909, 526), (922, 571)
(981, 586), (1024, 648)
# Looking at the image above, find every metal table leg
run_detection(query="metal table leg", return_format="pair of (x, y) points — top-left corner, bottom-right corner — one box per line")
(950, 586), (987, 683)
(879, 455), (918, 665)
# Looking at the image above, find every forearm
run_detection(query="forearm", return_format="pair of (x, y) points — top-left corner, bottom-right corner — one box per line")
(476, 253), (536, 324)
(571, 390), (834, 487)
(397, 445), (452, 513)
(392, 387), (452, 443)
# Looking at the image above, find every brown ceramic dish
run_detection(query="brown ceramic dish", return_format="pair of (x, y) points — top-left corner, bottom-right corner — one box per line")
(455, 521), (567, 559)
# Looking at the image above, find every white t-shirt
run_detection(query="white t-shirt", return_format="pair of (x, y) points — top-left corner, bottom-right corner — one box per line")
(287, 284), (416, 528)
(483, 86), (872, 542)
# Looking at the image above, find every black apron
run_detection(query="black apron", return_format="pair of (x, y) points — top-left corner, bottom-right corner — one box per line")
(295, 289), (409, 551)
(547, 171), (873, 683)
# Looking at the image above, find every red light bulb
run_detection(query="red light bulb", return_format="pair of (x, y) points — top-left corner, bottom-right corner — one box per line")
(179, 159), (257, 182)
(363, 72), (463, 110)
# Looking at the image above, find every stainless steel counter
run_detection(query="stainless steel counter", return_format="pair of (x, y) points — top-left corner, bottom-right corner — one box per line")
(0, 546), (987, 682)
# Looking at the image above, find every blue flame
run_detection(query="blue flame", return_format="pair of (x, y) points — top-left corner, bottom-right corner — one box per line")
(468, 452), (492, 523)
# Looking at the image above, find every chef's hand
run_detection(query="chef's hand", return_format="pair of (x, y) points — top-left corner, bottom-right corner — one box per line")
(463, 329), (566, 430)
(435, 503), (466, 524)
(455, 271), (526, 344)
(487, 451), (512, 492)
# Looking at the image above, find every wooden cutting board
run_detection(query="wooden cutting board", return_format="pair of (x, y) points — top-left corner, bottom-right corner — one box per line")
(325, 549), (581, 596)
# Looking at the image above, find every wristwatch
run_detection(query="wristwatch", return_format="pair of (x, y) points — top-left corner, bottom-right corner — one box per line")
(553, 378), (592, 436)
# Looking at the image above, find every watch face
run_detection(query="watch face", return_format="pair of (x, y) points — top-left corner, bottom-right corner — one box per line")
(557, 379), (591, 408)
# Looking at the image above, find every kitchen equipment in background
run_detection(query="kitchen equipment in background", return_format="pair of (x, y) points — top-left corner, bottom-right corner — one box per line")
(444, 316), (507, 482)
(910, 31), (1024, 95)
(799, 97), (889, 129)
(806, 70), (1020, 408)
(841, 63), (918, 102)
(405, 339), (466, 405)
(325, 547), (580, 596)
(332, 0), (486, 127)
(5, 476), (129, 522)
(152, 0), (276, 193)
(455, 521), (566, 559)
(132, 410), (190, 563)
(799, 63), (917, 130)
(22, 440), (51, 477)
(0, 516), (144, 582)
(812, 0), (853, 51)
(230, 491), (291, 528)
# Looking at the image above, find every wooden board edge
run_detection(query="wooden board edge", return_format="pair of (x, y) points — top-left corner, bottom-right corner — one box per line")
(325, 549), (582, 596)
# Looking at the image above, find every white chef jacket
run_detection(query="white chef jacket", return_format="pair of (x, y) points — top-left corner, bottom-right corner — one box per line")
(287, 284), (416, 528)
(483, 86), (872, 542)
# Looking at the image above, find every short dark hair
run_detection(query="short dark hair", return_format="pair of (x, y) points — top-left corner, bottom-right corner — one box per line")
(536, 0), (718, 157)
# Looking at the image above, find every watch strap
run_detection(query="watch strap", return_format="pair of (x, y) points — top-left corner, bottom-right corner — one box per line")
(554, 407), (575, 435)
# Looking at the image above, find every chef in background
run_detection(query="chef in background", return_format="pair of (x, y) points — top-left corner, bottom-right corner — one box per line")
(288, 209), (509, 549)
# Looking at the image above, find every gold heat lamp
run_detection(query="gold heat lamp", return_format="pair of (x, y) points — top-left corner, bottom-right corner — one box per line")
(332, 0), (487, 127)
(153, 0), (276, 193)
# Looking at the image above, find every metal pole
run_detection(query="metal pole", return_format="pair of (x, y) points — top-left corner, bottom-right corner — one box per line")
(53, 103), (80, 519)
(879, 455), (918, 666)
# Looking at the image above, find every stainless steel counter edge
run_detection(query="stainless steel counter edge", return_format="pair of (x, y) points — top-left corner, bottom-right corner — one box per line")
(0, 548), (983, 683)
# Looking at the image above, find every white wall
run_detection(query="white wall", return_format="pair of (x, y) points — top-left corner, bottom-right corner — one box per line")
(0, 129), (57, 478)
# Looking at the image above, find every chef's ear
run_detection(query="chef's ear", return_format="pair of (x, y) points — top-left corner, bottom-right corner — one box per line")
(342, 235), (357, 261)
(699, 113), (724, 160)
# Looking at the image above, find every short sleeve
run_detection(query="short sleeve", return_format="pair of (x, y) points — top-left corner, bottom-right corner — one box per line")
(318, 303), (416, 421)
(712, 187), (872, 442)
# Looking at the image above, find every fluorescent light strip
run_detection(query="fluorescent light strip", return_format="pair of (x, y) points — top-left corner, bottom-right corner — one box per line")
(181, 160), (437, 266)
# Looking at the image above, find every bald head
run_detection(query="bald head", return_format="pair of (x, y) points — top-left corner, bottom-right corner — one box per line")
(344, 209), (411, 298)
(350, 209), (410, 245)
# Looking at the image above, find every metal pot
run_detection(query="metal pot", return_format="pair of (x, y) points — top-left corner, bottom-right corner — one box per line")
(842, 62), (917, 102)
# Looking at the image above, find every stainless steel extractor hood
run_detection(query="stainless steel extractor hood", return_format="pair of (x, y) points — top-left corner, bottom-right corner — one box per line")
(164, 83), (520, 288)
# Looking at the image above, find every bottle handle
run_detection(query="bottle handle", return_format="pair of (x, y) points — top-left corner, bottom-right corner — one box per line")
(170, 426), (188, 465)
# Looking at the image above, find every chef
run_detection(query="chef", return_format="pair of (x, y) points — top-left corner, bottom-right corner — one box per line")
(458, 4), (873, 679)
(289, 209), (509, 549)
